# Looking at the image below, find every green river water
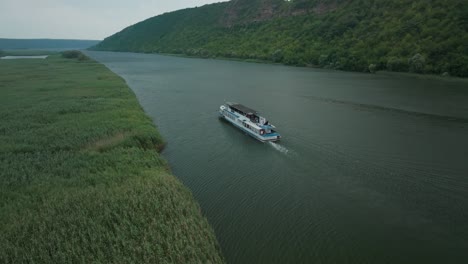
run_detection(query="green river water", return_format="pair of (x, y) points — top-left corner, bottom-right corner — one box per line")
(87, 51), (468, 263)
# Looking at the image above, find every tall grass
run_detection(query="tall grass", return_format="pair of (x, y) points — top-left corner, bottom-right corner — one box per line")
(0, 53), (224, 263)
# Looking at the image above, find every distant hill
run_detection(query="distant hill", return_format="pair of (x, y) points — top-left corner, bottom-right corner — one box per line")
(92, 0), (468, 77)
(0, 38), (100, 50)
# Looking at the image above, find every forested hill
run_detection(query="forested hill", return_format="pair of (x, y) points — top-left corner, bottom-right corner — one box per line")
(0, 38), (100, 50)
(92, 0), (468, 77)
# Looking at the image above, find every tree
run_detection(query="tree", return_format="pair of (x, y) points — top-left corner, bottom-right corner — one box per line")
(387, 57), (409, 72)
(271, 49), (284, 62)
(318, 54), (329, 66)
(61, 50), (90, 61)
(408, 53), (426, 73)
(447, 55), (468, 77)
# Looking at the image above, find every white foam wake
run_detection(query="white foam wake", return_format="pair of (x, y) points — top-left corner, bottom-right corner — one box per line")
(268, 141), (289, 154)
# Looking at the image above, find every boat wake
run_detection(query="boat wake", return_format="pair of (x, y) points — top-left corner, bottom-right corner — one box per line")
(268, 141), (289, 154)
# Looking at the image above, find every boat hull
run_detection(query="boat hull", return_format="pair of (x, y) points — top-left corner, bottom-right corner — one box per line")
(219, 105), (281, 142)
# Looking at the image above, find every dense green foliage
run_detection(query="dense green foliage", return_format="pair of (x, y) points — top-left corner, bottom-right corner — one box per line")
(61, 50), (90, 61)
(0, 38), (100, 50)
(93, 0), (468, 77)
(0, 53), (224, 263)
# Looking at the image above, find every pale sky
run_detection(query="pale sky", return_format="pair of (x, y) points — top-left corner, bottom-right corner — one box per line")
(0, 0), (227, 40)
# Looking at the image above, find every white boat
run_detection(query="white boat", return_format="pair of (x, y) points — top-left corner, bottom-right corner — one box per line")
(219, 102), (281, 142)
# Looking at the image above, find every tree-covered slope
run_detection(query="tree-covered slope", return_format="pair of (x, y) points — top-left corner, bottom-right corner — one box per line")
(92, 0), (468, 77)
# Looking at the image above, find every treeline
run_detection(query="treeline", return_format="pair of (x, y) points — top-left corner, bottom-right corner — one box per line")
(0, 38), (100, 50)
(92, 0), (468, 77)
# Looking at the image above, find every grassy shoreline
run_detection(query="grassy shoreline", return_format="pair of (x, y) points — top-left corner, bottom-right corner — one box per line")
(0, 53), (224, 262)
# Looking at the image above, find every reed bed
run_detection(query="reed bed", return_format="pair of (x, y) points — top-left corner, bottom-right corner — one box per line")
(0, 53), (224, 263)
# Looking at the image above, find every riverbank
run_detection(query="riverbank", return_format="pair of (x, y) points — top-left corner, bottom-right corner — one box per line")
(0, 52), (224, 263)
(376, 70), (468, 83)
(138, 50), (468, 82)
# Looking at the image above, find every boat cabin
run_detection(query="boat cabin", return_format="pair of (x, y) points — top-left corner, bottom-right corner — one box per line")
(227, 102), (269, 125)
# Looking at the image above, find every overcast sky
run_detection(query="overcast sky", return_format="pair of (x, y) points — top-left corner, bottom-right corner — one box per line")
(0, 0), (227, 40)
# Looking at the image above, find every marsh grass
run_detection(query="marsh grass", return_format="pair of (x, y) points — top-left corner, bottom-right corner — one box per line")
(0, 53), (224, 263)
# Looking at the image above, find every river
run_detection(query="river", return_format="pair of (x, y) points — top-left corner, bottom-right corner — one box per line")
(87, 51), (468, 263)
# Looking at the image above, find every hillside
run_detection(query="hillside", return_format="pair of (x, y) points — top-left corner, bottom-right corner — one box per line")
(0, 38), (100, 50)
(92, 0), (468, 77)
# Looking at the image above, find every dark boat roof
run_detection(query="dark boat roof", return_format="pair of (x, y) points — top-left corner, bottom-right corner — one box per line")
(226, 102), (258, 115)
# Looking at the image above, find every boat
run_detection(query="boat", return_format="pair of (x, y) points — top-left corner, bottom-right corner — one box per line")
(219, 102), (281, 142)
